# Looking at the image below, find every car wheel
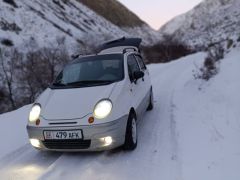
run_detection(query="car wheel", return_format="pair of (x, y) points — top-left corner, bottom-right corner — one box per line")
(124, 112), (137, 150)
(147, 88), (154, 111)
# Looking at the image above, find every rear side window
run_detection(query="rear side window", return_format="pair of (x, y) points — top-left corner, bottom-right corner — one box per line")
(135, 55), (146, 70)
(127, 55), (140, 81)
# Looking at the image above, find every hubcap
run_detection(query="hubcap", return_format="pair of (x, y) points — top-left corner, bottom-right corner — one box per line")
(132, 118), (137, 144)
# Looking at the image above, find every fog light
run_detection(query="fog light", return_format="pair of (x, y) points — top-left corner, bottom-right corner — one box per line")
(30, 139), (41, 148)
(101, 136), (113, 146)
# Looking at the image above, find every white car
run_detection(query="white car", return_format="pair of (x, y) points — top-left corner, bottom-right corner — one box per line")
(27, 37), (153, 151)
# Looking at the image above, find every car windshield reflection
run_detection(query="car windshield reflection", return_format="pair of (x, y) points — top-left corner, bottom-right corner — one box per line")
(51, 54), (124, 89)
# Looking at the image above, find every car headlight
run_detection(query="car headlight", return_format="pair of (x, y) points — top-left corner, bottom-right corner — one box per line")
(93, 99), (112, 119)
(29, 104), (41, 123)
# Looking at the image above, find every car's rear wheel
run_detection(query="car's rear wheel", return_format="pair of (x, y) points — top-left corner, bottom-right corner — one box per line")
(147, 88), (154, 111)
(124, 112), (137, 150)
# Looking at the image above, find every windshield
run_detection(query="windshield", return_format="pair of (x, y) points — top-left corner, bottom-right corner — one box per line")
(52, 54), (124, 88)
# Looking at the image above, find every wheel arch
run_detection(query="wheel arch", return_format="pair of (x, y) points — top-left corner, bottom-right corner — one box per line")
(129, 107), (137, 121)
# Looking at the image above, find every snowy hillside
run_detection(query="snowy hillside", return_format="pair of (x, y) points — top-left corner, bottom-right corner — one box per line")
(0, 0), (159, 51)
(0, 48), (239, 180)
(159, 0), (240, 49)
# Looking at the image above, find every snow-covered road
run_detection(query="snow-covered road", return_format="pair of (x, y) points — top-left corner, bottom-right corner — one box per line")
(0, 50), (240, 180)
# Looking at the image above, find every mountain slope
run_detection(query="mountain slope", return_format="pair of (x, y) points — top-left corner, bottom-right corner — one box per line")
(159, 0), (240, 49)
(79, 0), (144, 27)
(0, 0), (158, 52)
(79, 0), (159, 44)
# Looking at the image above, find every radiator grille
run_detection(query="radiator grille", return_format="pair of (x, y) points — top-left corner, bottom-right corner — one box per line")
(42, 140), (91, 149)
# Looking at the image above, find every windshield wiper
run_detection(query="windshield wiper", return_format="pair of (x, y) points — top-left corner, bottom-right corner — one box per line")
(66, 80), (114, 86)
(52, 82), (67, 86)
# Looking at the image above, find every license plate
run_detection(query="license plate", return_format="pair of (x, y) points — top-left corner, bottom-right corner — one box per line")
(44, 130), (82, 140)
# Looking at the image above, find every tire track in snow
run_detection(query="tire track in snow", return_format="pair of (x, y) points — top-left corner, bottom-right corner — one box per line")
(39, 152), (107, 179)
(169, 92), (183, 180)
(0, 144), (62, 180)
(166, 54), (207, 180)
(153, 66), (184, 180)
(151, 58), (199, 180)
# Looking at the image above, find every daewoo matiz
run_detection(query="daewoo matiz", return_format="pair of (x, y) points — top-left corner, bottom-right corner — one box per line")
(27, 37), (154, 151)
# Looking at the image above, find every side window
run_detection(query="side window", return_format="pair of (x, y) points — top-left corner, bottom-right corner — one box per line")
(135, 55), (146, 70)
(127, 55), (140, 81)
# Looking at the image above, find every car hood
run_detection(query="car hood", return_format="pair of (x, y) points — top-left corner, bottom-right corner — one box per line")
(38, 83), (117, 120)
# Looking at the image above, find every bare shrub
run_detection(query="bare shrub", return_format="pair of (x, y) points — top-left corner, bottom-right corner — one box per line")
(0, 20), (21, 33)
(194, 44), (224, 81)
(1, 39), (14, 47)
(17, 42), (70, 103)
(227, 39), (233, 49)
(142, 35), (194, 63)
(0, 37), (71, 113)
(237, 36), (240, 42)
(52, 0), (65, 9)
(3, 0), (18, 8)
(0, 88), (9, 113)
(0, 48), (19, 110)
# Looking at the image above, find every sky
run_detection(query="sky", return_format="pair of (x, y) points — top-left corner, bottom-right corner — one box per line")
(118, 0), (203, 30)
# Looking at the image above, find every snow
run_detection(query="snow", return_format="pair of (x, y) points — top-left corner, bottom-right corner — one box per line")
(174, 49), (240, 180)
(159, 14), (186, 35)
(0, 0), (159, 51)
(159, 0), (240, 48)
(0, 105), (30, 160)
(0, 49), (240, 179)
(0, 0), (125, 51)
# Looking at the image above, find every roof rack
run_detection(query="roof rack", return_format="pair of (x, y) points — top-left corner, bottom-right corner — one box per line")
(71, 54), (82, 59)
(123, 47), (137, 53)
(100, 37), (142, 52)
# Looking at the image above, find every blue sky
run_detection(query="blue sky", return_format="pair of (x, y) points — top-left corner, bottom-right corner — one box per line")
(118, 0), (202, 30)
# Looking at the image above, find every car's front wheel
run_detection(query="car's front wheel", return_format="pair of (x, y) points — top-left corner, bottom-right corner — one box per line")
(123, 112), (137, 150)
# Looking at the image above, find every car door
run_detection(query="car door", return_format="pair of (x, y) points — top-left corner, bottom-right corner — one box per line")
(127, 54), (145, 119)
(134, 55), (152, 110)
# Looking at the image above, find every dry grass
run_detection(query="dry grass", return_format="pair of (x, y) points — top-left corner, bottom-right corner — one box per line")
(78, 0), (144, 27)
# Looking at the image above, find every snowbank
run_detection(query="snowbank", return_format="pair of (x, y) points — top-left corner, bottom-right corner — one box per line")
(0, 105), (30, 159)
(0, 48), (239, 180)
(173, 49), (240, 180)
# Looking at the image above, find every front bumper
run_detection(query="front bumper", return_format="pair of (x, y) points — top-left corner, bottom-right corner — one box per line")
(27, 115), (128, 151)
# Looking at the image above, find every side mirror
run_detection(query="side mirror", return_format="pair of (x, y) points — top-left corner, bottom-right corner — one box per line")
(133, 71), (144, 82)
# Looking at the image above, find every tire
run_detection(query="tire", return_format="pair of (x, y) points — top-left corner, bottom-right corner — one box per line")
(123, 112), (137, 150)
(147, 88), (154, 111)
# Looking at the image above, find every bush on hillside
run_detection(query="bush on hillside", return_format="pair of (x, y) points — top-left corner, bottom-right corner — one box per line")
(227, 39), (233, 49)
(0, 88), (9, 113)
(0, 38), (71, 113)
(194, 44), (224, 81)
(237, 36), (240, 42)
(1, 39), (14, 47)
(3, 0), (18, 8)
